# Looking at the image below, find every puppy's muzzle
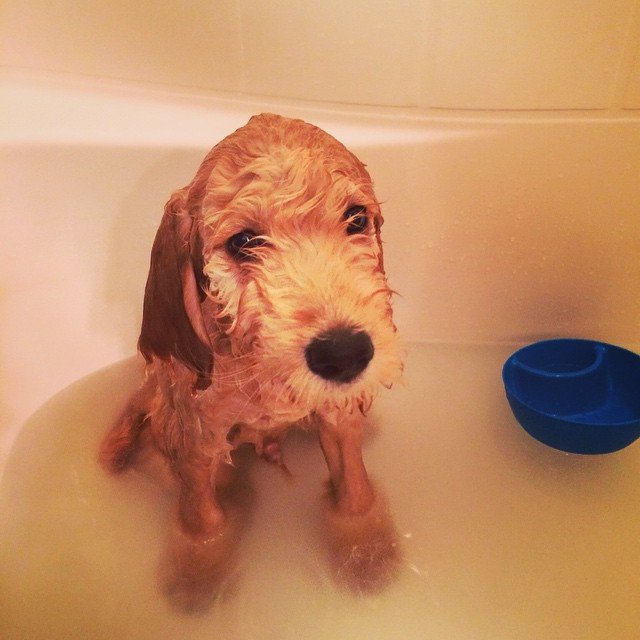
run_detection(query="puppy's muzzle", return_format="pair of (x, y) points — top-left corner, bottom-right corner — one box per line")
(305, 327), (374, 384)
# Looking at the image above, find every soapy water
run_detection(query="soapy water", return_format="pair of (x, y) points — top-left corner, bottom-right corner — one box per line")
(1, 344), (638, 640)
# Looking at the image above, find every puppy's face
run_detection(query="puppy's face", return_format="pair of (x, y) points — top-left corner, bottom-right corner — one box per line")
(195, 116), (402, 414)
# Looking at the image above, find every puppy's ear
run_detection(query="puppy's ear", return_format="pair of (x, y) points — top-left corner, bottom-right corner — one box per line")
(138, 189), (212, 390)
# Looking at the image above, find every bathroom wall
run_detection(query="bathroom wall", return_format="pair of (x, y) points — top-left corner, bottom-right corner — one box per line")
(3, 0), (639, 111)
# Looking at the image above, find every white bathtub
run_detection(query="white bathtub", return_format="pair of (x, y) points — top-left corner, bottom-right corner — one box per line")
(1, 71), (639, 639)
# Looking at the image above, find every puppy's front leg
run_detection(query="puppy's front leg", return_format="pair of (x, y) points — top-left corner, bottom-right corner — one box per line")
(319, 414), (374, 515)
(176, 460), (225, 537)
(319, 414), (400, 593)
(162, 457), (240, 612)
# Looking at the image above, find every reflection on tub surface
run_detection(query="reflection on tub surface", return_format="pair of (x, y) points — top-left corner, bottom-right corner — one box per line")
(1, 345), (639, 640)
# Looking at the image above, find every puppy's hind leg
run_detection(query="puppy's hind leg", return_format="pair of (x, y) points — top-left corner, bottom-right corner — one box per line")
(99, 381), (154, 474)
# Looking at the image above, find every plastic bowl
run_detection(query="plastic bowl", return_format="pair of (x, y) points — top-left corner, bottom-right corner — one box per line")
(503, 339), (640, 454)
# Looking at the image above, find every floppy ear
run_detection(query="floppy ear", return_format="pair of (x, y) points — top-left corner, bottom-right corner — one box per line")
(138, 189), (213, 390)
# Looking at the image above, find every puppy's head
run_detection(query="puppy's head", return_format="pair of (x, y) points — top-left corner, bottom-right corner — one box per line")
(140, 113), (402, 411)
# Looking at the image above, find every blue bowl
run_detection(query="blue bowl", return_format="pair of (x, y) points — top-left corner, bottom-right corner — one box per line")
(503, 339), (640, 454)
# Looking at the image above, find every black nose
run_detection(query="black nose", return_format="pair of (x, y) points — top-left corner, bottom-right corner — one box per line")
(304, 327), (374, 384)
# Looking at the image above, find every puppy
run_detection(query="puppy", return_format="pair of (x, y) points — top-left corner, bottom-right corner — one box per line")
(100, 113), (403, 607)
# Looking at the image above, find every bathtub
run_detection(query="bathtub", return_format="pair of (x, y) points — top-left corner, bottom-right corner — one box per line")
(1, 71), (639, 639)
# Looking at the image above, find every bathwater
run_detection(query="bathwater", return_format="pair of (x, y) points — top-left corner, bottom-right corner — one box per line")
(1, 344), (638, 640)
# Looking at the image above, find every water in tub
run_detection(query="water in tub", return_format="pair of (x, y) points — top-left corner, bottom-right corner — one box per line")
(1, 344), (638, 640)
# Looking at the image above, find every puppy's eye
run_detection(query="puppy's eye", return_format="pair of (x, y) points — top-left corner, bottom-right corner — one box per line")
(226, 229), (266, 261)
(343, 205), (368, 235)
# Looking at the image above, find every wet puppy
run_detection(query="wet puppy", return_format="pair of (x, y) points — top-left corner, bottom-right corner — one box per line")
(100, 113), (403, 608)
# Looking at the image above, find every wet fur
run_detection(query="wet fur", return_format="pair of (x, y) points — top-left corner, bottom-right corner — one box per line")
(100, 113), (403, 609)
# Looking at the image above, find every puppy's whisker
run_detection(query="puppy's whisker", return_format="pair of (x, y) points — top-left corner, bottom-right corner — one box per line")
(229, 363), (289, 423)
(269, 374), (296, 408)
(360, 286), (393, 305)
(213, 361), (260, 383)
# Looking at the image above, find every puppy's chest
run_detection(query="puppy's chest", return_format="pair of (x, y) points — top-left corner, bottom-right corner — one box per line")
(199, 387), (312, 470)
(200, 384), (311, 435)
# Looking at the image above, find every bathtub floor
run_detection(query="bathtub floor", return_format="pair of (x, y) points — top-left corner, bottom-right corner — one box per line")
(1, 344), (638, 640)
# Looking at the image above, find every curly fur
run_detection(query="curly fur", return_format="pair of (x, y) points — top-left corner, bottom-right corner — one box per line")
(100, 113), (403, 609)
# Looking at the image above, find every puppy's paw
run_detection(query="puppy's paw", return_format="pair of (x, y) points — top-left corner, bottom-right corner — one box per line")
(322, 490), (400, 595)
(159, 519), (239, 613)
(159, 475), (253, 613)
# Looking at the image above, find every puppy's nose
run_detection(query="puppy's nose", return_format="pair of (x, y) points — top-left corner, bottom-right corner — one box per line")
(305, 327), (374, 384)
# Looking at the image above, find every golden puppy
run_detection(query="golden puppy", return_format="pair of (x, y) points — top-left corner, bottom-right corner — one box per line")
(100, 113), (403, 608)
